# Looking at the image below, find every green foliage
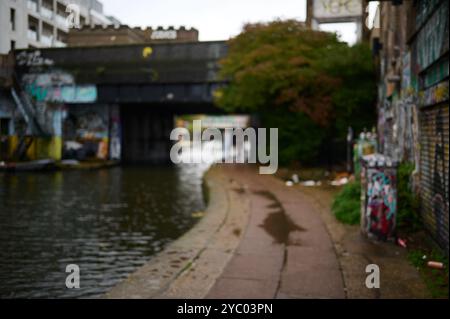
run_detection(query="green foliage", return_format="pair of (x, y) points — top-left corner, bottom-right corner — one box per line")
(260, 108), (325, 165)
(408, 249), (449, 298)
(397, 162), (422, 231)
(216, 20), (376, 163)
(332, 179), (361, 225)
(323, 43), (377, 139)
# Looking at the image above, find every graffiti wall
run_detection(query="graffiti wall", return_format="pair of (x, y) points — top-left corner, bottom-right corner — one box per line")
(419, 104), (449, 252)
(62, 104), (113, 160)
(374, 0), (448, 251)
(413, 0), (449, 74)
(22, 72), (97, 104)
(13, 49), (115, 161)
(414, 0), (449, 251)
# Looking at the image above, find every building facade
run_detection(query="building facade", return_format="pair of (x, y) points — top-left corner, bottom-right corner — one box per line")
(372, 0), (449, 251)
(0, 0), (117, 54)
(65, 25), (199, 47)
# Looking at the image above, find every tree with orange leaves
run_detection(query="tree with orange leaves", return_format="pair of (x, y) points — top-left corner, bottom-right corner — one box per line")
(215, 20), (376, 165)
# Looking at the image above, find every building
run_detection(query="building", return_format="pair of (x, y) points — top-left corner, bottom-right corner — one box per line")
(0, 0), (118, 54)
(371, 0), (449, 252)
(65, 25), (199, 47)
(306, 0), (369, 44)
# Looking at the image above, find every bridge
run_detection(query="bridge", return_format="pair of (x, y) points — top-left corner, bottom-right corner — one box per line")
(11, 41), (231, 163)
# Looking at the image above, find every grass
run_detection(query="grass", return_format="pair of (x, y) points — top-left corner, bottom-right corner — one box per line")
(331, 179), (361, 225)
(408, 248), (449, 298)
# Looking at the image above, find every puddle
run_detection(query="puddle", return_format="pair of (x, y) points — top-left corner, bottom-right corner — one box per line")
(253, 190), (306, 245)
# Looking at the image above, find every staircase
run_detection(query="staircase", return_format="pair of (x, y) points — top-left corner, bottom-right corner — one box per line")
(10, 73), (49, 160)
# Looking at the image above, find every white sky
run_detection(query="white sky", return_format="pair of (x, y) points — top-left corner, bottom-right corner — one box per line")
(101, 0), (306, 41)
(101, 0), (379, 44)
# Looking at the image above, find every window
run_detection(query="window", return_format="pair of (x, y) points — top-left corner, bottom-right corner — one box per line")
(10, 40), (16, 51)
(10, 8), (16, 31)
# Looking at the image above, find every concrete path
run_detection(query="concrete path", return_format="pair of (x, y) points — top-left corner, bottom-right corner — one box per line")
(107, 164), (428, 299)
(207, 165), (346, 298)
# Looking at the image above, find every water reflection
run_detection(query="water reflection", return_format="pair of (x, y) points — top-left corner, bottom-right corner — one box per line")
(0, 163), (209, 298)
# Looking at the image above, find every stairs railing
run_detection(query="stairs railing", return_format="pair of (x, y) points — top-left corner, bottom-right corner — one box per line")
(10, 71), (50, 160)
(10, 73), (47, 137)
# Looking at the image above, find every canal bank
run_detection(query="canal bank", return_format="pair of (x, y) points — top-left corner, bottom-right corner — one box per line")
(106, 164), (430, 299)
(105, 165), (252, 298)
(0, 159), (119, 172)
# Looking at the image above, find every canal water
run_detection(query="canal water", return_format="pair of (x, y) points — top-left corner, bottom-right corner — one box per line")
(0, 163), (210, 298)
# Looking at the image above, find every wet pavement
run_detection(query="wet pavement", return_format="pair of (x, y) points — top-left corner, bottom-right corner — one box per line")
(0, 164), (209, 298)
(123, 164), (429, 299)
(207, 165), (345, 299)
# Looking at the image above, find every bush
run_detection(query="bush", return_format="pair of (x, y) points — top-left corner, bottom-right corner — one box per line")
(332, 179), (361, 225)
(331, 163), (421, 228)
(397, 162), (421, 232)
(260, 109), (325, 166)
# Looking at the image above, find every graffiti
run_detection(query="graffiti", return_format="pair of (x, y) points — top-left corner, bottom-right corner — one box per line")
(424, 58), (449, 88)
(419, 81), (449, 107)
(414, 1), (448, 73)
(22, 72), (74, 86)
(97, 140), (108, 160)
(432, 107), (448, 244)
(16, 50), (54, 67)
(353, 131), (376, 175)
(419, 104), (449, 251)
(365, 167), (397, 241)
(401, 52), (411, 93)
(61, 86), (97, 103)
(396, 97), (416, 163)
(415, 0), (441, 29)
(22, 71), (97, 103)
(25, 83), (97, 103)
(76, 111), (108, 139)
(62, 105), (110, 160)
(109, 106), (121, 160)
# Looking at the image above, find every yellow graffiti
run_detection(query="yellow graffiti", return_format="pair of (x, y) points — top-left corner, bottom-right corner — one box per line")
(212, 89), (223, 100)
(142, 47), (153, 58)
(435, 85), (448, 101)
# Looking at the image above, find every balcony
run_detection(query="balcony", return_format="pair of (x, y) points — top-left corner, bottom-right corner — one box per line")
(40, 6), (53, 20)
(27, 0), (38, 13)
(55, 14), (66, 26)
(27, 29), (38, 42)
(41, 34), (53, 46)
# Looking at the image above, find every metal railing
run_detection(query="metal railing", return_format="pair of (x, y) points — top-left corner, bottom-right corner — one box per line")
(27, 0), (38, 13)
(27, 29), (38, 41)
(55, 14), (68, 28)
(41, 34), (53, 46)
(40, 6), (53, 20)
(10, 73), (47, 137)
